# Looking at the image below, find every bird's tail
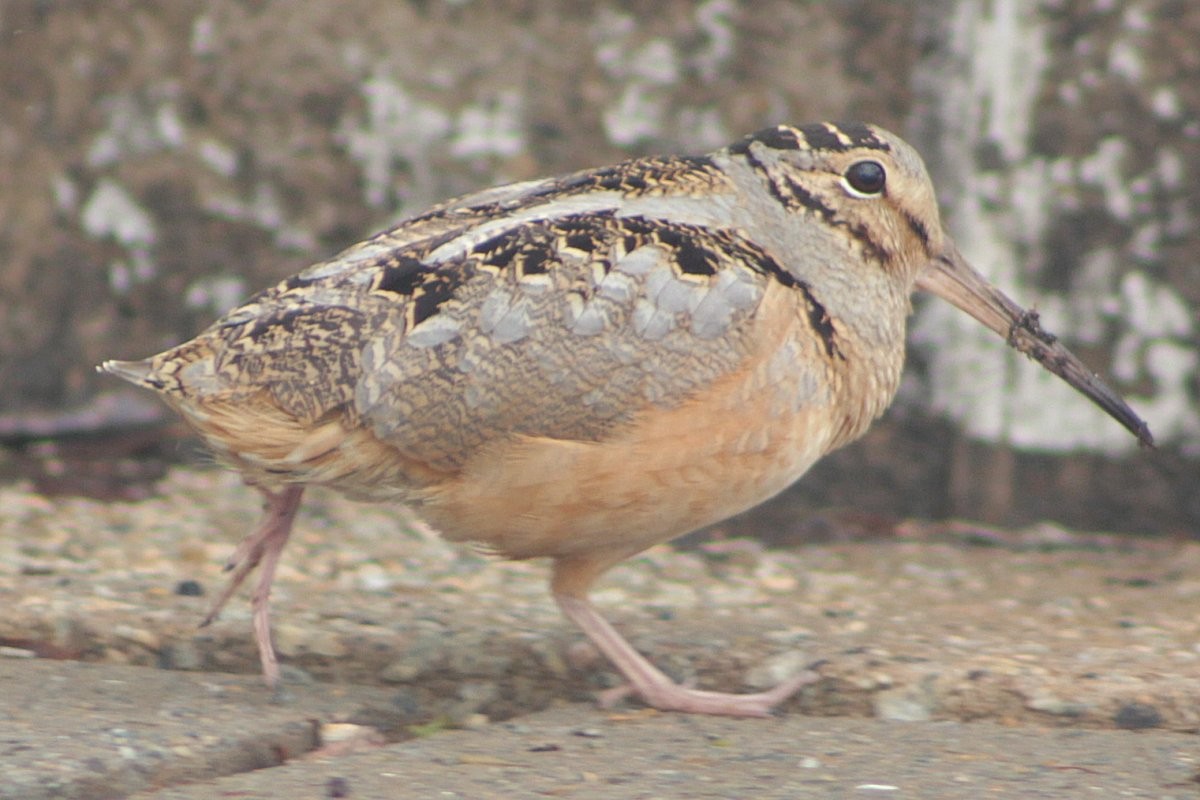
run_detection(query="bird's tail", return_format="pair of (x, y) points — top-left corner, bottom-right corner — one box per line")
(97, 359), (162, 390)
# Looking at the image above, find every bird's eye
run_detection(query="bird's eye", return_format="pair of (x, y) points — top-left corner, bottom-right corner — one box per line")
(842, 160), (886, 197)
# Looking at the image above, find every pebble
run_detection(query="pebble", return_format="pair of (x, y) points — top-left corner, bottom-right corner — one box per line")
(572, 727), (604, 738)
(274, 623), (348, 659)
(0, 646), (35, 659)
(873, 688), (934, 722)
(174, 579), (204, 597)
(327, 776), (351, 798)
(459, 712), (490, 730)
(455, 681), (499, 711)
(1024, 689), (1090, 717)
(744, 649), (810, 690)
(378, 659), (422, 684)
(378, 630), (449, 682)
(1114, 702), (1163, 730)
(354, 563), (395, 592)
(158, 640), (204, 671)
(320, 722), (385, 747)
(113, 624), (161, 650)
(446, 640), (514, 677)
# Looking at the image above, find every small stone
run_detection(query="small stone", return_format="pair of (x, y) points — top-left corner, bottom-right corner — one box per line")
(158, 640), (203, 671)
(873, 688), (933, 722)
(870, 673), (894, 689)
(446, 683), (500, 727)
(354, 562), (394, 592)
(1025, 689), (1089, 717)
(380, 630), (446, 682)
(389, 687), (422, 717)
(0, 646), (35, 659)
(321, 722), (385, 747)
(379, 659), (422, 683)
(175, 579), (204, 596)
(744, 649), (809, 690)
(113, 624), (160, 650)
(564, 639), (602, 671)
(279, 663), (317, 685)
(572, 727), (604, 738)
(274, 623), (348, 658)
(649, 581), (699, 609)
(455, 681), (499, 713)
(754, 559), (799, 592)
(327, 776), (350, 798)
(1114, 702), (1162, 730)
(460, 712), (490, 730)
(446, 642), (513, 677)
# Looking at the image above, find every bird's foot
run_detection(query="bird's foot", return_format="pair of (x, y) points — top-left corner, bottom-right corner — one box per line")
(198, 485), (305, 691)
(554, 590), (819, 718)
(598, 670), (819, 718)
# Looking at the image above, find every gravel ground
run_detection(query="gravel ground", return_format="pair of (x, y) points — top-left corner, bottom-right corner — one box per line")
(2, 467), (1198, 797)
(130, 704), (1199, 800)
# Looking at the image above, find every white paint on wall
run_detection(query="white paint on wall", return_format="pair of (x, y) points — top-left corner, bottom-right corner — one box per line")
(81, 179), (157, 250)
(191, 15), (218, 56)
(52, 174), (79, 215)
(593, 14), (681, 147)
(202, 182), (316, 252)
(184, 275), (247, 315)
(195, 137), (239, 178)
(87, 93), (187, 168)
(675, 106), (730, 152)
(911, 0), (1199, 454)
(1078, 137), (1133, 221)
(592, 3), (737, 148)
(1150, 86), (1181, 120)
(81, 178), (159, 296)
(337, 74), (452, 208)
(692, 0), (737, 83)
(449, 91), (526, 160)
(603, 84), (668, 147)
(1108, 37), (1144, 83)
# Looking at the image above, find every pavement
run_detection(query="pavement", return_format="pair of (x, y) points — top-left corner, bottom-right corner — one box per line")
(0, 659), (1196, 799)
(1, 469), (1199, 798)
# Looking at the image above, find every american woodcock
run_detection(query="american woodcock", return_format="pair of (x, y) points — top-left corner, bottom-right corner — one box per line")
(102, 122), (1153, 717)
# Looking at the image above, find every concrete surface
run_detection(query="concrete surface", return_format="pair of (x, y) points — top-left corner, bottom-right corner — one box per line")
(3, 470), (1198, 798)
(0, 660), (1196, 800)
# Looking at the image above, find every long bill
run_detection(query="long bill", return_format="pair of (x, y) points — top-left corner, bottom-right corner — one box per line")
(915, 240), (1154, 448)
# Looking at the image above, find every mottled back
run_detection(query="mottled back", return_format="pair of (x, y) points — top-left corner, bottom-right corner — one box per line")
(104, 123), (929, 496)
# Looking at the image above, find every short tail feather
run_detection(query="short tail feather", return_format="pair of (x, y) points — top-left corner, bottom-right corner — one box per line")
(98, 359), (161, 389)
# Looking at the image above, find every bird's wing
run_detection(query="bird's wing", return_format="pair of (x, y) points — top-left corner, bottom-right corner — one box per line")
(347, 209), (785, 472)
(133, 156), (834, 477)
(186, 211), (799, 473)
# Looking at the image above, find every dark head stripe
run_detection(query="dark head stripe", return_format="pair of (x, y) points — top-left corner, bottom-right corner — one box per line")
(829, 122), (890, 151)
(730, 122), (891, 155)
(728, 125), (803, 156)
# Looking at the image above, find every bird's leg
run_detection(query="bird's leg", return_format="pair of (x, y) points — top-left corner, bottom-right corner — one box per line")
(552, 556), (819, 718)
(200, 484), (305, 690)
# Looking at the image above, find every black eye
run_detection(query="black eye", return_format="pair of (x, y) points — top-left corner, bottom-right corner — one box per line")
(843, 160), (886, 196)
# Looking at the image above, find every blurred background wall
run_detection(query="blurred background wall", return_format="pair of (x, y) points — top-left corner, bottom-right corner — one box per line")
(0, 0), (1195, 535)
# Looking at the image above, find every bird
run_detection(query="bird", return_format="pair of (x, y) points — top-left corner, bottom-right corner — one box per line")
(100, 121), (1153, 717)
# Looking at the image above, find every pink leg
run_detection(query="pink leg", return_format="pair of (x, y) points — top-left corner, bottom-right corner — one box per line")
(555, 593), (818, 717)
(200, 485), (304, 690)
